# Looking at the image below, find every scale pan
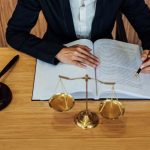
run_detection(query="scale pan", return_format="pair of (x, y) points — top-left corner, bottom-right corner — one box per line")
(99, 99), (125, 120)
(49, 93), (75, 112)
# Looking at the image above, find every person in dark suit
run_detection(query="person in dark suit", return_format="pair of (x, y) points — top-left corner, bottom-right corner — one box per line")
(6, 0), (150, 73)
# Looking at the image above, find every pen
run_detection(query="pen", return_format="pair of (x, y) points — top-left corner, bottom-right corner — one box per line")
(0, 55), (19, 78)
(135, 51), (150, 76)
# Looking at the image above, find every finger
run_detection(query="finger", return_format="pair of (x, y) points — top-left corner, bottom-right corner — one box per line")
(77, 45), (92, 51)
(71, 45), (92, 51)
(141, 50), (150, 61)
(141, 70), (150, 74)
(72, 61), (87, 68)
(74, 52), (99, 66)
(141, 59), (150, 69)
(73, 56), (97, 68)
(141, 67), (150, 74)
(76, 47), (100, 62)
(70, 45), (80, 48)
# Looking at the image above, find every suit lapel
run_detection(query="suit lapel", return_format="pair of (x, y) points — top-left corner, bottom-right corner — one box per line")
(60, 0), (77, 40)
(94, 0), (104, 19)
(91, 0), (104, 40)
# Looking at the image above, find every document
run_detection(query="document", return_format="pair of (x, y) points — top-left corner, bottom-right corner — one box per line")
(32, 39), (150, 100)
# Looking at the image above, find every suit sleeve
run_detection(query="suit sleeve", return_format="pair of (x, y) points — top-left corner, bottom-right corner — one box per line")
(121, 0), (150, 50)
(6, 0), (64, 64)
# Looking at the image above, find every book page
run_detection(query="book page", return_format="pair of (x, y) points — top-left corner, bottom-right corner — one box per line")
(32, 39), (96, 100)
(94, 39), (149, 98)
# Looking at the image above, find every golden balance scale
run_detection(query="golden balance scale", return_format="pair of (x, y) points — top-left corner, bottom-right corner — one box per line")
(49, 74), (125, 129)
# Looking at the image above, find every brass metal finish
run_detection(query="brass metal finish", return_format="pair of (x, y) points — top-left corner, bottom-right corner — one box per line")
(99, 99), (125, 120)
(74, 110), (99, 129)
(49, 93), (75, 112)
(74, 74), (99, 129)
(49, 74), (124, 129)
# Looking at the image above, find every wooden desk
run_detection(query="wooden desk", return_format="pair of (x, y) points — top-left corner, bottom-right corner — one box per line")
(0, 48), (150, 150)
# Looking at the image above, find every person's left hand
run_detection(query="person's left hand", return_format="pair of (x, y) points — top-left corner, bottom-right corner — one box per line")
(140, 50), (150, 74)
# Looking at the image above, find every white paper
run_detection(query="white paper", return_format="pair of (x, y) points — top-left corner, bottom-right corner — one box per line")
(94, 39), (150, 99)
(32, 39), (150, 100)
(32, 39), (96, 100)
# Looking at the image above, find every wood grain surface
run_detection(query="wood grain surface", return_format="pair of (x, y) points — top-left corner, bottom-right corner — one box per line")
(0, 48), (150, 150)
(0, 0), (150, 47)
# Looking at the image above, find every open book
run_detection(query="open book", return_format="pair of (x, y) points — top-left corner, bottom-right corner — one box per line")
(32, 39), (150, 100)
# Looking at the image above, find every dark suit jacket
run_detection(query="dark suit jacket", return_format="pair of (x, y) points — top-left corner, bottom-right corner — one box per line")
(6, 0), (150, 64)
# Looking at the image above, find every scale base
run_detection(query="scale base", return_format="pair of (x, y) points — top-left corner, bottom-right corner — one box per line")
(74, 110), (99, 129)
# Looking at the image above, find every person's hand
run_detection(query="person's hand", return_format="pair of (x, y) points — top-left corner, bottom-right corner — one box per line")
(140, 50), (150, 73)
(56, 45), (100, 68)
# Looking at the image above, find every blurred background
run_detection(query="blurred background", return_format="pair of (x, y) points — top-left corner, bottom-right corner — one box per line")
(0, 0), (150, 47)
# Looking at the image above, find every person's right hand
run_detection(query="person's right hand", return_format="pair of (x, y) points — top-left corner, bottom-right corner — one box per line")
(56, 45), (100, 68)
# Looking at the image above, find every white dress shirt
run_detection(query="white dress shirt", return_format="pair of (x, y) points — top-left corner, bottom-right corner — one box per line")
(69, 0), (97, 39)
